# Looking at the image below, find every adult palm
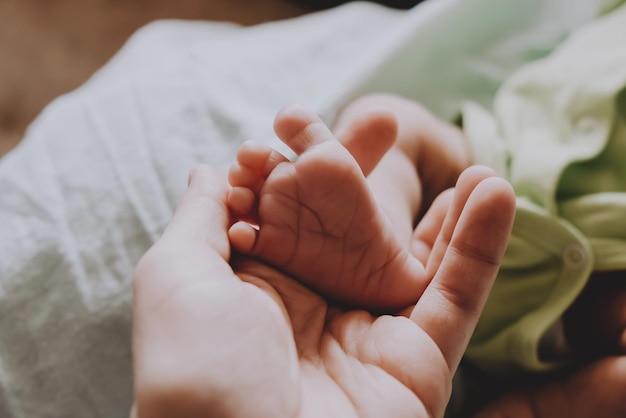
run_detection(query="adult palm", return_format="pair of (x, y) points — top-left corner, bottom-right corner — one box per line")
(132, 165), (515, 418)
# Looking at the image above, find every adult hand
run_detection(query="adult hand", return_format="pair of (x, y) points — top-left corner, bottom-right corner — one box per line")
(132, 164), (515, 418)
(472, 356), (626, 418)
(473, 271), (626, 418)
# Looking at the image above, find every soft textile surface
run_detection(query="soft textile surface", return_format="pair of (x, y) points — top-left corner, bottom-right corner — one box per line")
(464, 1), (626, 375)
(0, 1), (615, 416)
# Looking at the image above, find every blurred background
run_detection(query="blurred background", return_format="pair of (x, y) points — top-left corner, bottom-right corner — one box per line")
(0, 0), (315, 157)
(0, 0), (421, 157)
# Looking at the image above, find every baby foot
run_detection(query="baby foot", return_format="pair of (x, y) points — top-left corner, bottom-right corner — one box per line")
(227, 105), (427, 311)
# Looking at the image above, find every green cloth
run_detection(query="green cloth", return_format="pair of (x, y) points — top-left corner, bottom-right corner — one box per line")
(464, 2), (626, 376)
(323, 0), (626, 123)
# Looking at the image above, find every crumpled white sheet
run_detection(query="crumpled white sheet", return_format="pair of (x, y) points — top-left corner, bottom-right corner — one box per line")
(0, 0), (613, 416)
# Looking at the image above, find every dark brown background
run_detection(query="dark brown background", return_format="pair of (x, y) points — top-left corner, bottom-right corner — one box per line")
(0, 0), (421, 158)
(0, 0), (315, 157)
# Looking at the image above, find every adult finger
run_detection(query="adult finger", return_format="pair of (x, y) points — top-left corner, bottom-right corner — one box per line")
(132, 165), (241, 418)
(133, 165), (233, 329)
(333, 106), (398, 177)
(163, 164), (231, 258)
(411, 188), (454, 264)
(423, 166), (500, 279)
(411, 168), (516, 372)
(134, 164), (233, 320)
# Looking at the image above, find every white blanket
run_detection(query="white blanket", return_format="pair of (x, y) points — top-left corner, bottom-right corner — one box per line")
(0, 1), (614, 416)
